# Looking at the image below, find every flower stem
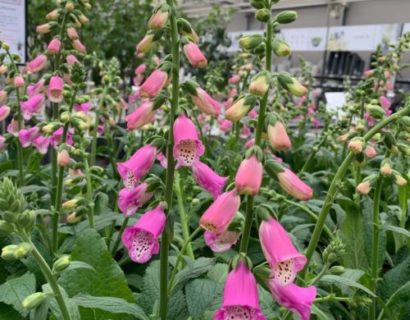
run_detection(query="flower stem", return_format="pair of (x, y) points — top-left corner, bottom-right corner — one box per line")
(300, 106), (410, 279)
(239, 15), (273, 254)
(83, 155), (95, 229)
(159, 3), (179, 319)
(369, 175), (383, 320)
(111, 216), (129, 256)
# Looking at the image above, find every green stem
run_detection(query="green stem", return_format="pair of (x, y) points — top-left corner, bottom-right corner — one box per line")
(300, 106), (410, 279)
(369, 175), (383, 320)
(90, 91), (106, 166)
(399, 186), (408, 230)
(239, 16), (273, 254)
(111, 217), (129, 256)
(159, 4), (179, 319)
(24, 237), (72, 320)
(175, 173), (194, 259)
(300, 132), (329, 174)
(83, 156), (95, 229)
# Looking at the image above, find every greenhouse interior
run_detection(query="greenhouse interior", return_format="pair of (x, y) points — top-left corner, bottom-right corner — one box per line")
(1, 0), (410, 319)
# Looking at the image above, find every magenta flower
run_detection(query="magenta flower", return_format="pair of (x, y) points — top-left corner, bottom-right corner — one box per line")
(204, 230), (239, 253)
(51, 127), (73, 147)
(277, 168), (313, 201)
(157, 152), (167, 168)
(20, 94), (45, 120)
(173, 114), (204, 167)
(200, 190), (240, 234)
(27, 54), (47, 73)
(192, 160), (227, 198)
(126, 101), (156, 130)
(47, 38), (61, 54)
(48, 76), (64, 103)
(135, 64), (146, 74)
(0, 105), (10, 121)
(27, 79), (45, 96)
(183, 42), (208, 68)
(117, 144), (157, 189)
(269, 281), (317, 320)
(118, 183), (153, 217)
(235, 155), (263, 196)
(139, 69), (168, 98)
(74, 102), (92, 113)
(191, 87), (221, 116)
(259, 218), (307, 285)
(121, 205), (166, 263)
(219, 119), (232, 133)
(32, 136), (50, 155)
(18, 127), (40, 148)
(214, 262), (266, 320)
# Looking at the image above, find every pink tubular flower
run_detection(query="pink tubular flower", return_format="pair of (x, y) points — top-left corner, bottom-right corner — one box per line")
(48, 76), (64, 103)
(228, 75), (240, 84)
(200, 190), (240, 234)
(183, 42), (208, 68)
(277, 168), (313, 201)
(235, 155), (263, 196)
(121, 205), (166, 263)
(18, 127), (40, 147)
(36, 23), (51, 34)
(27, 55), (47, 73)
(156, 152), (167, 169)
(72, 39), (86, 53)
(0, 105), (10, 121)
(66, 54), (78, 65)
(139, 69), (168, 98)
(173, 114), (204, 167)
(267, 121), (292, 151)
(32, 136), (50, 155)
(117, 144), (157, 189)
(27, 79), (45, 96)
(47, 38), (61, 54)
(214, 262), (266, 320)
(379, 96), (391, 110)
(259, 218), (307, 285)
(126, 101), (156, 130)
(204, 230), (239, 253)
(192, 160), (227, 198)
(148, 10), (169, 29)
(269, 281), (317, 320)
(20, 94), (45, 120)
(135, 64), (146, 74)
(248, 110), (258, 119)
(14, 76), (25, 88)
(74, 102), (91, 113)
(245, 139), (255, 149)
(67, 27), (79, 40)
(192, 87), (221, 116)
(118, 183), (153, 217)
(51, 127), (73, 147)
(365, 145), (377, 158)
(219, 119), (232, 133)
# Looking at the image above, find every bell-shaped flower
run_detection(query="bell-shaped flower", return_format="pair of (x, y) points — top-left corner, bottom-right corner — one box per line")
(126, 101), (156, 130)
(32, 136), (50, 155)
(20, 94), (45, 120)
(47, 38), (61, 54)
(0, 105), (10, 121)
(204, 230), (240, 253)
(235, 155), (263, 196)
(214, 262), (266, 320)
(191, 87), (221, 116)
(192, 160), (227, 198)
(139, 69), (168, 98)
(18, 127), (40, 148)
(51, 127), (73, 147)
(277, 168), (313, 201)
(148, 8), (169, 30)
(259, 217), (307, 285)
(183, 42), (208, 68)
(72, 39), (86, 53)
(118, 183), (153, 217)
(27, 54), (47, 73)
(48, 76), (64, 103)
(249, 71), (270, 97)
(267, 121), (292, 151)
(121, 205), (166, 263)
(225, 95), (256, 122)
(27, 79), (45, 97)
(173, 114), (204, 167)
(117, 144), (157, 189)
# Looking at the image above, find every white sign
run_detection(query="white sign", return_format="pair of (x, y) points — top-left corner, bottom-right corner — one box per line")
(403, 23), (410, 35)
(279, 27), (327, 51)
(0, 0), (27, 63)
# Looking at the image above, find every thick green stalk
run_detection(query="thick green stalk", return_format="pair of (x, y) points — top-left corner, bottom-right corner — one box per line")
(300, 106), (410, 279)
(83, 156), (95, 229)
(369, 175), (383, 320)
(239, 16), (273, 254)
(111, 216), (129, 256)
(23, 237), (72, 320)
(159, 3), (179, 319)
(175, 173), (194, 259)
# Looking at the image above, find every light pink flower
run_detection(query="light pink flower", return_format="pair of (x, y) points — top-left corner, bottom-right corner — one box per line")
(267, 121), (292, 151)
(200, 190), (240, 234)
(0, 105), (10, 121)
(74, 102), (91, 113)
(192, 87), (221, 116)
(228, 75), (240, 84)
(379, 96), (391, 111)
(245, 139), (255, 149)
(66, 55), (79, 65)
(47, 38), (61, 54)
(248, 110), (258, 119)
(192, 160), (227, 198)
(148, 10), (169, 29)
(259, 217), (307, 285)
(117, 144), (157, 189)
(118, 183), (153, 217)
(32, 135), (50, 154)
(219, 119), (232, 133)
(67, 27), (79, 40)
(228, 88), (238, 98)
(48, 76), (64, 103)
(121, 205), (166, 263)
(27, 55), (47, 73)
(36, 23), (51, 34)
(173, 114), (204, 167)
(20, 94), (45, 120)
(7, 119), (20, 136)
(126, 101), (156, 130)
(18, 127), (40, 147)
(235, 155), (263, 196)
(156, 152), (167, 169)
(277, 168), (313, 201)
(240, 126), (252, 139)
(57, 150), (70, 167)
(183, 42), (208, 68)
(72, 39), (86, 53)
(204, 230), (239, 253)
(365, 145), (377, 158)
(135, 64), (146, 74)
(214, 262), (265, 320)
(269, 281), (317, 320)
(14, 76), (25, 88)
(27, 79), (45, 96)
(51, 128), (73, 147)
(140, 70), (168, 98)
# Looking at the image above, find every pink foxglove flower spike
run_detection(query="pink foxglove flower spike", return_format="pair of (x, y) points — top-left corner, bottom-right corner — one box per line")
(214, 262), (266, 320)
(259, 217), (307, 285)
(173, 114), (204, 167)
(118, 183), (153, 217)
(192, 160), (227, 198)
(122, 205), (166, 263)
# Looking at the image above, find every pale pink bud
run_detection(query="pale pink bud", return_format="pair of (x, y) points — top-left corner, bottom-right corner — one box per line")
(47, 38), (61, 54)
(348, 138), (365, 154)
(57, 150), (70, 167)
(67, 27), (79, 40)
(139, 69), (168, 98)
(148, 10), (169, 29)
(356, 180), (372, 195)
(364, 145), (377, 158)
(72, 39), (86, 53)
(277, 168), (313, 201)
(363, 69), (374, 77)
(192, 87), (221, 116)
(36, 23), (52, 34)
(0, 65), (7, 74)
(395, 174), (407, 186)
(126, 101), (156, 130)
(0, 90), (8, 104)
(135, 64), (146, 74)
(183, 42), (208, 68)
(235, 155), (263, 196)
(267, 122), (292, 151)
(228, 75), (240, 84)
(136, 34), (154, 55)
(46, 9), (60, 20)
(66, 54), (79, 65)
(0, 105), (11, 121)
(225, 97), (252, 122)
(245, 139), (255, 149)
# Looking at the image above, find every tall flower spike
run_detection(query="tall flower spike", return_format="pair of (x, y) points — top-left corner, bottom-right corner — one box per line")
(173, 114), (205, 167)
(259, 217), (307, 285)
(139, 69), (168, 98)
(269, 281), (317, 320)
(121, 205), (166, 263)
(235, 155), (263, 196)
(118, 183), (153, 217)
(199, 190), (240, 234)
(126, 101), (156, 130)
(192, 160), (227, 198)
(117, 144), (157, 189)
(277, 168), (313, 201)
(214, 262), (266, 320)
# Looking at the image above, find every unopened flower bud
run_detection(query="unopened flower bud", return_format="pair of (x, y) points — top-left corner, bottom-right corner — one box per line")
(0, 220), (14, 235)
(380, 160), (393, 176)
(272, 39), (291, 57)
(14, 242), (32, 259)
(394, 173), (407, 186)
(366, 104), (385, 119)
(255, 9), (271, 22)
(1, 245), (18, 261)
(249, 71), (270, 97)
(239, 35), (263, 51)
(62, 198), (80, 209)
(278, 72), (307, 97)
(225, 95), (257, 122)
(46, 9), (60, 20)
(66, 212), (82, 224)
(329, 265), (345, 274)
(57, 150), (70, 167)
(275, 10), (298, 24)
(356, 179), (372, 195)
(22, 292), (47, 310)
(36, 23), (52, 34)
(148, 6), (169, 29)
(250, 0), (265, 9)
(53, 255), (71, 272)
(65, 1), (74, 11)
(348, 138), (365, 154)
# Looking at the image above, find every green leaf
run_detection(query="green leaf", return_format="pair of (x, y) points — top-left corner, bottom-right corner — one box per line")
(319, 274), (376, 297)
(384, 225), (410, 238)
(71, 294), (148, 320)
(207, 263), (228, 283)
(0, 302), (23, 320)
(58, 229), (134, 320)
(65, 261), (95, 272)
(381, 281), (410, 319)
(185, 279), (221, 319)
(173, 257), (215, 293)
(0, 272), (35, 316)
